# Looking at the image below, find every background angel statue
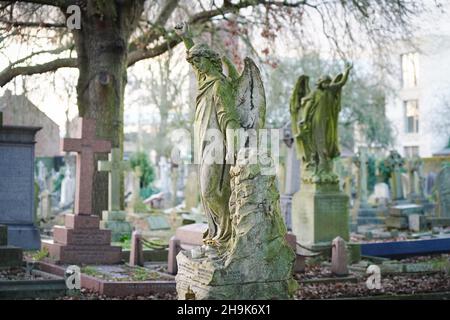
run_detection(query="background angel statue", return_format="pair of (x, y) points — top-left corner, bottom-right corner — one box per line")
(175, 23), (265, 252)
(290, 64), (352, 182)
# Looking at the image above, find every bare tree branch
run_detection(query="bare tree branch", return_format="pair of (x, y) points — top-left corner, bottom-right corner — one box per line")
(128, 37), (181, 67)
(0, 57), (76, 87)
(0, 17), (66, 28)
(7, 0), (72, 8)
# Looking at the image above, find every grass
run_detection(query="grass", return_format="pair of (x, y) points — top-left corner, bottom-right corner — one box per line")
(30, 248), (49, 261)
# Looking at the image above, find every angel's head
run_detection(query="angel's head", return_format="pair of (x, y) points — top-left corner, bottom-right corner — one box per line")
(187, 43), (223, 75)
(316, 75), (332, 89)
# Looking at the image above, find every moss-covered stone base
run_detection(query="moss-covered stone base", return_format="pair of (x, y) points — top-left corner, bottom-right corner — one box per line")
(175, 151), (297, 300)
(176, 251), (297, 300)
(291, 182), (349, 247)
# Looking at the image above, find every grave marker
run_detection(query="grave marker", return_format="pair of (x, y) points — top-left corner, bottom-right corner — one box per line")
(0, 125), (41, 249)
(42, 118), (122, 264)
(98, 148), (132, 241)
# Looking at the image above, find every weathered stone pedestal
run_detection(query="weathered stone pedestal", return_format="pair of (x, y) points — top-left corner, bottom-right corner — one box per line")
(100, 210), (132, 242)
(42, 214), (122, 264)
(176, 250), (295, 300)
(176, 153), (296, 300)
(292, 182), (349, 248)
(0, 224), (23, 268)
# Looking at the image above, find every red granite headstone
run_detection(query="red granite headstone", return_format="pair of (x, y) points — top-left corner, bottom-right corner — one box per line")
(42, 118), (122, 264)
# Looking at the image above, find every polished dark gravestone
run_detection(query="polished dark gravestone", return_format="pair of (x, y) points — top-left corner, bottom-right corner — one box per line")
(0, 126), (41, 250)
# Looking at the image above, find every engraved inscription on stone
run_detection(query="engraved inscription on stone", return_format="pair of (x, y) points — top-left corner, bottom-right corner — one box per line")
(316, 196), (346, 214)
(71, 231), (108, 244)
(0, 145), (33, 223)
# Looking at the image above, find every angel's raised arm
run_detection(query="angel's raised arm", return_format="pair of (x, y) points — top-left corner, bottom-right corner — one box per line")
(331, 64), (352, 88)
(174, 22), (194, 50)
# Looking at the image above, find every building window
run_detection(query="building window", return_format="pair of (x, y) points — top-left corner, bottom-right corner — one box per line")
(404, 146), (419, 158)
(404, 100), (419, 133)
(401, 52), (419, 88)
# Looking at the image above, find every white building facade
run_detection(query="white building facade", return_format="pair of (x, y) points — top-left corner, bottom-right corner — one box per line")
(385, 35), (450, 158)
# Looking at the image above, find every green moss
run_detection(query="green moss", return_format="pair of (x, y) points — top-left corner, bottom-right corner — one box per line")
(31, 248), (49, 261)
(130, 267), (159, 281)
(81, 266), (101, 277)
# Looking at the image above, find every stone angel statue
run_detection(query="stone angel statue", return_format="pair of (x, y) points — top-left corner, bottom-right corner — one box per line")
(174, 22), (266, 252)
(289, 64), (352, 182)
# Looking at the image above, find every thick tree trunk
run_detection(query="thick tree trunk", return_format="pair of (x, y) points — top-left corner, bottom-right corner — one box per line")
(72, 0), (144, 216)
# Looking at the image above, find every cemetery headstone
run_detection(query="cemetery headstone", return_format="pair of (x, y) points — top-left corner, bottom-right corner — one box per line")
(0, 125), (41, 249)
(353, 148), (386, 225)
(408, 214), (426, 232)
(168, 236), (181, 275)
(129, 231), (144, 267)
(368, 182), (390, 206)
(184, 169), (199, 211)
(170, 162), (179, 207)
(0, 224), (23, 268)
(131, 166), (147, 213)
(406, 157), (422, 202)
(98, 148), (132, 241)
(426, 172), (437, 196)
(331, 236), (348, 276)
(436, 165), (450, 217)
(158, 156), (171, 196)
(42, 118), (122, 264)
(147, 214), (170, 231)
(59, 165), (75, 208)
(280, 123), (300, 231)
(38, 189), (52, 221)
(384, 150), (406, 202)
(37, 160), (48, 191)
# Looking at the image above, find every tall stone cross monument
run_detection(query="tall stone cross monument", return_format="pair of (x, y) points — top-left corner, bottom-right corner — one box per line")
(42, 118), (122, 264)
(64, 118), (111, 215)
(98, 148), (132, 241)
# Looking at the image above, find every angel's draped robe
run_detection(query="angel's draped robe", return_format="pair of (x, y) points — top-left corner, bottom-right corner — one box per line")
(193, 73), (234, 245)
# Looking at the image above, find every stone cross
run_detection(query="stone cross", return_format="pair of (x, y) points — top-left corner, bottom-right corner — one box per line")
(406, 157), (425, 201)
(62, 118), (111, 215)
(98, 148), (130, 212)
(384, 150), (405, 201)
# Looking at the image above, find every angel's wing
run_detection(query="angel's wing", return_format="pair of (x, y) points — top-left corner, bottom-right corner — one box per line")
(289, 75), (310, 115)
(289, 75), (310, 136)
(235, 57), (266, 130)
